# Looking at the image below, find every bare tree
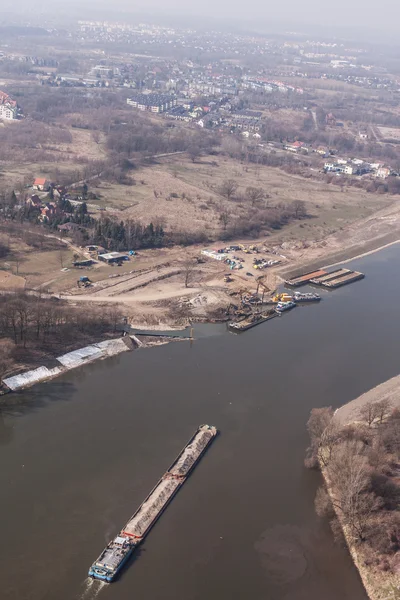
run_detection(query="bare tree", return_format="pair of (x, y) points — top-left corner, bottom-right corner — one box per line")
(319, 419), (342, 466)
(13, 257), (21, 275)
(307, 406), (334, 442)
(219, 179), (238, 200)
(328, 440), (379, 542)
(182, 256), (196, 288)
(305, 406), (334, 468)
(359, 401), (380, 428)
(315, 485), (334, 518)
(292, 200), (307, 218)
(219, 210), (231, 231)
(188, 146), (201, 163)
(58, 250), (67, 269)
(375, 399), (393, 424)
(0, 339), (14, 381)
(245, 186), (264, 206)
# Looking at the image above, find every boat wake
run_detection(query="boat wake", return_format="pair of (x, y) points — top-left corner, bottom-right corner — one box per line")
(79, 578), (107, 600)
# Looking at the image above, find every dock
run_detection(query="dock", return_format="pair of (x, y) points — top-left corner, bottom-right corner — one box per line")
(285, 269), (327, 287)
(88, 425), (218, 582)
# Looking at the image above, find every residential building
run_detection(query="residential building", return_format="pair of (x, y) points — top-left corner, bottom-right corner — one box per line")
(376, 167), (391, 179)
(0, 91), (18, 120)
(33, 178), (49, 191)
(127, 94), (177, 113)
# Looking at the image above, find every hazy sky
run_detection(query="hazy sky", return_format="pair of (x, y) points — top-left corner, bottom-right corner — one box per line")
(77, 0), (400, 31)
(6, 0), (400, 37)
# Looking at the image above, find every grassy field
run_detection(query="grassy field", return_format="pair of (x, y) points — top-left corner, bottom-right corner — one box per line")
(87, 154), (392, 245)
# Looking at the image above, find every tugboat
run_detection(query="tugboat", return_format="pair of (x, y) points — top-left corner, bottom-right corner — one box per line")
(293, 292), (321, 303)
(89, 535), (136, 582)
(275, 301), (296, 314)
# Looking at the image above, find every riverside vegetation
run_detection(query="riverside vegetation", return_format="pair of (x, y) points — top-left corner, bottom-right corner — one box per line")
(306, 402), (400, 599)
(0, 293), (122, 384)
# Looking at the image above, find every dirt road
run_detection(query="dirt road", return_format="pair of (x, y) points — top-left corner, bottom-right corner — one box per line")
(87, 266), (182, 297)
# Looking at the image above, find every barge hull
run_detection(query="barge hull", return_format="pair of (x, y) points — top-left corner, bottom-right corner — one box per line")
(323, 271), (365, 288)
(88, 425), (217, 582)
(285, 269), (327, 287)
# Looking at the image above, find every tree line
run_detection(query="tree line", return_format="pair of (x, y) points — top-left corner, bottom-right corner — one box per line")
(306, 401), (400, 573)
(0, 293), (121, 381)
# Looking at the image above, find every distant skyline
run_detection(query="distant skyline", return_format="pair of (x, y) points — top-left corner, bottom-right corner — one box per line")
(2, 0), (400, 39)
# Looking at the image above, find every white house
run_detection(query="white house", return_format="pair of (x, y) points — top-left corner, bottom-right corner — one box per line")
(0, 91), (18, 120)
(376, 167), (391, 179)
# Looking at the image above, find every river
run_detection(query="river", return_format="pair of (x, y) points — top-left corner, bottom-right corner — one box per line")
(3, 245), (400, 600)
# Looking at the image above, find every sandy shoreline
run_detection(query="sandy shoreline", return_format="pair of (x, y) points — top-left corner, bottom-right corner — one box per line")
(322, 239), (400, 270)
(334, 374), (400, 425)
(279, 231), (400, 284)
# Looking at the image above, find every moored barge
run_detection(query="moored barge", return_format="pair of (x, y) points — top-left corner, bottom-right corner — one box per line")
(229, 309), (277, 332)
(322, 270), (365, 288)
(88, 425), (218, 582)
(284, 269), (327, 287)
(309, 268), (350, 285)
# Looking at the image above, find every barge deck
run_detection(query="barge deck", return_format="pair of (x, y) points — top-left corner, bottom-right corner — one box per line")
(229, 310), (277, 332)
(285, 269), (327, 287)
(309, 268), (350, 285)
(88, 424), (218, 582)
(322, 271), (365, 288)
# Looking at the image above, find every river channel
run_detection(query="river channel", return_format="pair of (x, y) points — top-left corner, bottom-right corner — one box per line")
(3, 245), (400, 600)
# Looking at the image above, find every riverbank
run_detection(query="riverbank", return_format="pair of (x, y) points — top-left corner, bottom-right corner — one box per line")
(334, 374), (400, 425)
(319, 466), (398, 600)
(318, 375), (400, 600)
(1, 333), (188, 395)
(320, 464), (400, 600)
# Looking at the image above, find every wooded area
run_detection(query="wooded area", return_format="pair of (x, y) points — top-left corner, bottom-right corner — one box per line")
(0, 293), (121, 381)
(306, 404), (400, 573)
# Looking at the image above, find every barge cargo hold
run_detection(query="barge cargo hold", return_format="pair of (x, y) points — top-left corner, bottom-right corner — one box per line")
(322, 271), (365, 288)
(88, 425), (218, 583)
(309, 268), (350, 285)
(229, 310), (277, 332)
(285, 269), (327, 287)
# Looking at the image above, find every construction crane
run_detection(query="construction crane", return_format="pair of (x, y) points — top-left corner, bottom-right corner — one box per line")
(255, 278), (270, 304)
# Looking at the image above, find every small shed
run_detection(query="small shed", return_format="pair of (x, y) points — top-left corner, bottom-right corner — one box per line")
(98, 252), (129, 264)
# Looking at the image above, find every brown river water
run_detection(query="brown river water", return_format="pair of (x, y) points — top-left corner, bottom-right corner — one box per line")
(2, 245), (400, 600)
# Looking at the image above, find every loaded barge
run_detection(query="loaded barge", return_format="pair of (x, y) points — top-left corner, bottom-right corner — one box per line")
(322, 270), (365, 288)
(229, 309), (277, 332)
(285, 269), (327, 287)
(309, 268), (350, 285)
(88, 424), (218, 582)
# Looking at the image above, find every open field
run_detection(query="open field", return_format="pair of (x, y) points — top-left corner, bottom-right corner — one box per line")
(376, 125), (400, 141)
(89, 154), (391, 241)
